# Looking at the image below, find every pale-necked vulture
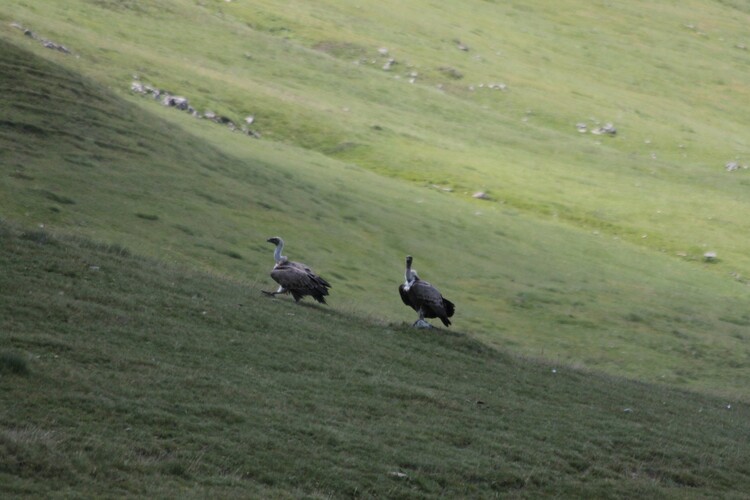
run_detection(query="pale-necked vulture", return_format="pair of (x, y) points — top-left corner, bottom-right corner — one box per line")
(398, 255), (455, 328)
(262, 237), (331, 304)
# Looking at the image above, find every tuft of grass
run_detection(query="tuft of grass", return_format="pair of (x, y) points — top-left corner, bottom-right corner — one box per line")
(19, 229), (54, 246)
(0, 352), (29, 376)
(135, 213), (159, 221)
(36, 190), (75, 205)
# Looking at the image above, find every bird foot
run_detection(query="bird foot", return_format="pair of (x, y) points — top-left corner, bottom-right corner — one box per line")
(261, 290), (276, 297)
(412, 319), (433, 329)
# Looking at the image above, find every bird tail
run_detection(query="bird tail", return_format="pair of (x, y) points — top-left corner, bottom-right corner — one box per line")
(443, 298), (455, 318)
(311, 292), (328, 304)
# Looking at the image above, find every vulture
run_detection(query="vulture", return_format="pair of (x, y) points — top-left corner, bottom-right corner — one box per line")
(262, 237), (331, 304)
(398, 255), (455, 328)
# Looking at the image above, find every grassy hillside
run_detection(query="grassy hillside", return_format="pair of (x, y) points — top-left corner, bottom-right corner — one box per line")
(2, 221), (749, 497)
(2, 2), (750, 494)
(3, 0), (750, 269)
(2, 31), (750, 400)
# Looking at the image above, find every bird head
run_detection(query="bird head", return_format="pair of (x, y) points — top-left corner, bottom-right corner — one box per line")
(267, 236), (283, 245)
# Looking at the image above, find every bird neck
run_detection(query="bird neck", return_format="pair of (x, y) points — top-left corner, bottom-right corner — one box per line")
(404, 262), (416, 289)
(274, 241), (285, 263)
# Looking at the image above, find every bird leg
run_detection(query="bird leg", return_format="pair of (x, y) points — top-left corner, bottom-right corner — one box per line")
(262, 285), (286, 297)
(413, 310), (433, 329)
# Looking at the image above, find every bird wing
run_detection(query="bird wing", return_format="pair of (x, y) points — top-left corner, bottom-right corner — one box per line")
(271, 260), (330, 291)
(399, 284), (417, 309)
(409, 280), (450, 317)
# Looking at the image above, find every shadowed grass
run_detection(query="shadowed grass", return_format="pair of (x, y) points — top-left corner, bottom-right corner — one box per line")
(1, 220), (749, 497)
(0, 352), (28, 376)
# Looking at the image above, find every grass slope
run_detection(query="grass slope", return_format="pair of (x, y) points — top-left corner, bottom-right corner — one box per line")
(2, 221), (749, 498)
(1, 34), (750, 402)
(2, 0), (750, 272)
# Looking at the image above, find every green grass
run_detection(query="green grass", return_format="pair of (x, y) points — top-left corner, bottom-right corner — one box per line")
(2, 220), (749, 497)
(1, 35), (749, 400)
(1, 1), (750, 494)
(3, 0), (750, 269)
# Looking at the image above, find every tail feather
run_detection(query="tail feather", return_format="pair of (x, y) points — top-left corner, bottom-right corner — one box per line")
(312, 292), (327, 304)
(443, 298), (455, 318)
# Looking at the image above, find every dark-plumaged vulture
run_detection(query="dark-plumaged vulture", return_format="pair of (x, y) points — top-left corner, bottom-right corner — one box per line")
(398, 255), (455, 328)
(262, 237), (331, 304)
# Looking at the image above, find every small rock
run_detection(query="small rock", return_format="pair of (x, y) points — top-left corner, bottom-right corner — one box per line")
(473, 191), (490, 200)
(591, 123), (616, 136)
(162, 95), (189, 110)
(703, 251), (717, 262)
(725, 161), (741, 172)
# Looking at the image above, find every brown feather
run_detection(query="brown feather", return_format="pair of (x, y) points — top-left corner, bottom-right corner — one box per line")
(271, 259), (331, 303)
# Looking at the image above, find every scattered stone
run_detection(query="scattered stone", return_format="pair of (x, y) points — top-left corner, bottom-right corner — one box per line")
(704, 251), (718, 262)
(12, 22), (71, 54)
(578, 120), (617, 136)
(382, 58), (396, 71)
(473, 191), (490, 200)
(129, 78), (260, 139)
(591, 123), (617, 136)
(389, 471), (409, 479)
(377, 47), (389, 56)
(725, 161), (747, 172)
(487, 82), (507, 91)
(456, 40), (470, 51)
(42, 40), (71, 54)
(162, 95), (190, 110)
(439, 66), (463, 80)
